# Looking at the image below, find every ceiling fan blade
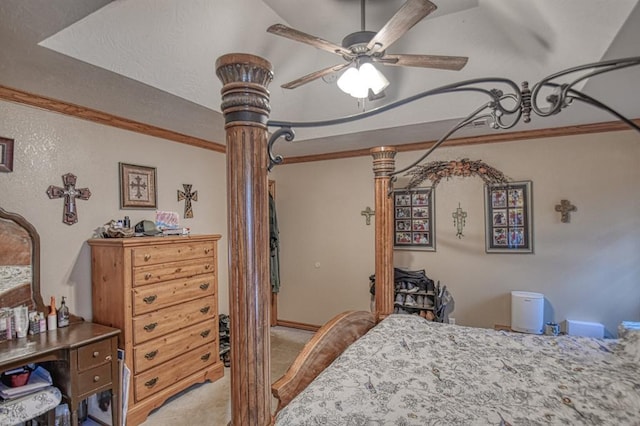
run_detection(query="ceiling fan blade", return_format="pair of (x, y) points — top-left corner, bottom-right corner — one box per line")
(267, 24), (351, 57)
(377, 54), (468, 70)
(367, 0), (437, 54)
(280, 62), (352, 90)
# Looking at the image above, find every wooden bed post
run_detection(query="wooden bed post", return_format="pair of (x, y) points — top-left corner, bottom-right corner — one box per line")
(216, 53), (274, 426)
(371, 147), (396, 321)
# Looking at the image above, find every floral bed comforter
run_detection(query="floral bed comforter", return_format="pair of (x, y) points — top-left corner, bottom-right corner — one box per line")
(275, 315), (640, 425)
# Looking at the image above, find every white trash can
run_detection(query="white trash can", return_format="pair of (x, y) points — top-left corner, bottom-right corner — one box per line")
(511, 291), (544, 334)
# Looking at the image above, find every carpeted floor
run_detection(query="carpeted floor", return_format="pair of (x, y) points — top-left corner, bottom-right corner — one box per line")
(138, 326), (314, 426)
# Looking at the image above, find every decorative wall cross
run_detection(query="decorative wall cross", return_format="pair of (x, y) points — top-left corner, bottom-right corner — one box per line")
(452, 203), (467, 238)
(129, 175), (147, 199)
(361, 206), (375, 225)
(555, 199), (577, 223)
(46, 173), (91, 225)
(177, 184), (198, 218)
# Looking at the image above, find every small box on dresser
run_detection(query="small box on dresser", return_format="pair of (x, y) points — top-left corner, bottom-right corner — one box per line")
(88, 235), (223, 426)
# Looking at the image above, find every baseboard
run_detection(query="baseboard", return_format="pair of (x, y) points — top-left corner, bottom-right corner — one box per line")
(275, 319), (321, 332)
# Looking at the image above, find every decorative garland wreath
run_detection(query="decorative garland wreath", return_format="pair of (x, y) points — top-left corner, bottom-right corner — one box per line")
(405, 158), (510, 189)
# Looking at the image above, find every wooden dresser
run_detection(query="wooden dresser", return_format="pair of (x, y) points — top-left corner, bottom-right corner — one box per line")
(88, 235), (223, 425)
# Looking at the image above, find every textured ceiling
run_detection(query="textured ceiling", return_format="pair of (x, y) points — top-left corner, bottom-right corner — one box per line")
(2, 0), (640, 157)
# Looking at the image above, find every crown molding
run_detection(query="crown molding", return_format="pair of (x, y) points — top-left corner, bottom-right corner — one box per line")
(0, 85), (225, 153)
(2, 84), (637, 163)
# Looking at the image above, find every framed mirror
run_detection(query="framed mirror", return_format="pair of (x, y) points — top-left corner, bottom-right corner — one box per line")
(0, 207), (46, 314)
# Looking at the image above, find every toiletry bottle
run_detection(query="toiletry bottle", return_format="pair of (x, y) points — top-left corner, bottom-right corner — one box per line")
(57, 296), (70, 328)
(124, 215), (131, 228)
(39, 312), (46, 334)
(47, 296), (57, 331)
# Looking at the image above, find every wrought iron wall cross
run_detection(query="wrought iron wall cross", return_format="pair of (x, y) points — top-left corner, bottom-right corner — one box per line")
(178, 184), (198, 218)
(452, 203), (467, 238)
(46, 173), (91, 225)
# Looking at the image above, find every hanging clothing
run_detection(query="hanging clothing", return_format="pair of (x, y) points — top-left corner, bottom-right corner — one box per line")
(269, 193), (281, 293)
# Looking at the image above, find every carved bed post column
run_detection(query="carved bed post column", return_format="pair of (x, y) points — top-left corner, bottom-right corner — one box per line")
(216, 53), (273, 426)
(370, 146), (396, 321)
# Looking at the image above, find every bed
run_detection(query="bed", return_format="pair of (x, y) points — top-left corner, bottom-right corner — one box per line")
(274, 314), (640, 425)
(214, 53), (640, 425)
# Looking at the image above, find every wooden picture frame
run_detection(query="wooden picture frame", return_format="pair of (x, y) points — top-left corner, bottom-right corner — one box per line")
(0, 137), (14, 172)
(119, 163), (157, 209)
(485, 180), (533, 253)
(393, 187), (435, 251)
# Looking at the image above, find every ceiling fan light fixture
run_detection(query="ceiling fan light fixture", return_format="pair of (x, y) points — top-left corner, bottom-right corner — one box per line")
(359, 62), (389, 95)
(337, 63), (389, 99)
(337, 66), (359, 94)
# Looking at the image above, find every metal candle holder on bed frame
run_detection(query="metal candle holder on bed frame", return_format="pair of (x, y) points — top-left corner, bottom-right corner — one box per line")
(266, 56), (640, 178)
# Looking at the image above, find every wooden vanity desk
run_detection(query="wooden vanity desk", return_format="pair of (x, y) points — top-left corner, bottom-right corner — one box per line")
(0, 322), (120, 426)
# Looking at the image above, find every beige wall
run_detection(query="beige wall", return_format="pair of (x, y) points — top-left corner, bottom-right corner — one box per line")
(0, 100), (229, 320)
(272, 131), (640, 336)
(3, 97), (639, 338)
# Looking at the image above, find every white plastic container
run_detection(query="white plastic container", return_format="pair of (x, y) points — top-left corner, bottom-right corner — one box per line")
(511, 291), (544, 334)
(565, 319), (604, 338)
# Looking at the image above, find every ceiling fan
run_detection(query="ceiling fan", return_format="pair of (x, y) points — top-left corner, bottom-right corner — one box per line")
(267, 0), (468, 98)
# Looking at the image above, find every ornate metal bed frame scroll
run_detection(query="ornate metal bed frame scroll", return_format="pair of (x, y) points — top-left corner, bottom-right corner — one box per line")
(267, 56), (640, 174)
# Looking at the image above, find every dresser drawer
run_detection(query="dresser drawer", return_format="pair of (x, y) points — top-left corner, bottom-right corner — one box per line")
(133, 274), (216, 315)
(133, 258), (215, 286)
(133, 321), (216, 373)
(132, 295), (217, 344)
(134, 341), (217, 402)
(77, 363), (113, 397)
(77, 339), (113, 372)
(132, 241), (215, 267)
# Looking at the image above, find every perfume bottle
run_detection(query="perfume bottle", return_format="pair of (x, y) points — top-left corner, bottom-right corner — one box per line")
(57, 296), (70, 328)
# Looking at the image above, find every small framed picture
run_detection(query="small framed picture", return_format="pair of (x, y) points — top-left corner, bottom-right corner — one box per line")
(485, 181), (533, 253)
(0, 137), (14, 172)
(119, 163), (157, 209)
(393, 187), (435, 251)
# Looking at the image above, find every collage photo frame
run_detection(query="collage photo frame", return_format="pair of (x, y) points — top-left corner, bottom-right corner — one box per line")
(484, 180), (533, 253)
(393, 187), (435, 251)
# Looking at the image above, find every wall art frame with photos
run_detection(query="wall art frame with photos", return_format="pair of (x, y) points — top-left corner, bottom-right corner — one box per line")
(0, 137), (14, 172)
(484, 180), (533, 253)
(393, 187), (435, 251)
(119, 162), (157, 209)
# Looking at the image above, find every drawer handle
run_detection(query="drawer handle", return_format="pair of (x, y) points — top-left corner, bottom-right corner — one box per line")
(204, 264), (211, 270)
(145, 350), (158, 360)
(204, 248), (211, 254)
(200, 329), (211, 338)
(144, 273), (153, 280)
(175, 267), (182, 273)
(145, 377), (158, 388)
(143, 295), (157, 304)
(199, 282), (210, 290)
(105, 355), (112, 361)
(144, 322), (158, 332)
(92, 351), (100, 358)
(144, 254), (151, 261)
(93, 375), (100, 383)
(200, 306), (210, 314)
(201, 353), (211, 362)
